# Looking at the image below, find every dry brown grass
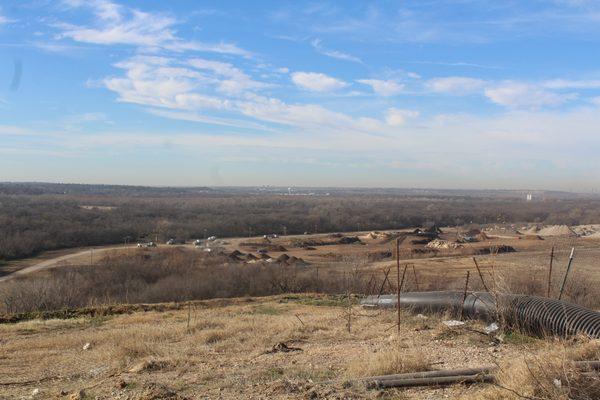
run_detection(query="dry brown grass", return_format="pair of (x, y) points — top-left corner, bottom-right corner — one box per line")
(466, 338), (600, 400)
(346, 339), (430, 378)
(1, 295), (598, 399)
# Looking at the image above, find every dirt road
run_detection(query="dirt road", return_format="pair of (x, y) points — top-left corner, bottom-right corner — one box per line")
(0, 245), (139, 283)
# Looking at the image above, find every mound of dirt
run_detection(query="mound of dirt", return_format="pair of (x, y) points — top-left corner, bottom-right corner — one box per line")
(519, 234), (544, 240)
(277, 253), (290, 262)
(411, 238), (432, 245)
(465, 228), (482, 236)
(537, 225), (577, 237)
(338, 236), (362, 244)
(239, 242), (287, 251)
(517, 226), (541, 235)
(476, 245), (516, 255)
(475, 232), (489, 241)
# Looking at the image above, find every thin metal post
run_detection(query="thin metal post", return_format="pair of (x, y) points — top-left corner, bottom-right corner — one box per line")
(396, 238), (401, 333)
(472, 257), (489, 292)
(547, 246), (555, 298)
(460, 271), (470, 320)
(412, 264), (419, 291)
(558, 247), (575, 300)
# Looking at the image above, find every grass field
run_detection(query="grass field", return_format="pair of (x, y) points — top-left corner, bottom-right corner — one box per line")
(2, 295), (599, 399)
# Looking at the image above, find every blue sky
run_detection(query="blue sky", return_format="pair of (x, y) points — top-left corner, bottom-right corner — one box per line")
(2, 1), (600, 190)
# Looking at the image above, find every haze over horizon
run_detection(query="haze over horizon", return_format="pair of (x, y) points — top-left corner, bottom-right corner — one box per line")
(2, 1), (600, 190)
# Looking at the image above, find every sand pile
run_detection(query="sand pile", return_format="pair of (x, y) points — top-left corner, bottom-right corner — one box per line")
(426, 239), (463, 250)
(537, 225), (577, 237)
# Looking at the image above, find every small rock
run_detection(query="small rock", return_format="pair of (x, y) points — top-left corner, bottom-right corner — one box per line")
(31, 388), (40, 397)
(553, 378), (562, 388)
(82, 342), (91, 351)
(68, 390), (85, 400)
(116, 379), (128, 389)
(416, 314), (428, 319)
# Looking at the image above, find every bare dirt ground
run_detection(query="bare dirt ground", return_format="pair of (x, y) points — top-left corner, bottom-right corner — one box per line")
(3, 294), (593, 400)
(3, 226), (599, 290)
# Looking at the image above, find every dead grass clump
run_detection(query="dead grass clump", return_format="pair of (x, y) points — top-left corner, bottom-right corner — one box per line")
(569, 338), (600, 361)
(472, 341), (600, 400)
(346, 343), (429, 378)
(202, 329), (227, 344)
(129, 358), (174, 373)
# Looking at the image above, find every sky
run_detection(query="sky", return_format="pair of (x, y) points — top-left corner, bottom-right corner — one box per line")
(1, 1), (600, 190)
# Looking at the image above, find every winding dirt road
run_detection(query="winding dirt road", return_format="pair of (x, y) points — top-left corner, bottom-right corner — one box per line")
(0, 245), (138, 283)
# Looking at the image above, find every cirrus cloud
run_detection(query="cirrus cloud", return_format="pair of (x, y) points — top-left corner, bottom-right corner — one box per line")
(291, 71), (348, 92)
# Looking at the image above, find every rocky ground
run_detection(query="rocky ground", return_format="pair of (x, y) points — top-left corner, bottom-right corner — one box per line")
(2, 294), (598, 399)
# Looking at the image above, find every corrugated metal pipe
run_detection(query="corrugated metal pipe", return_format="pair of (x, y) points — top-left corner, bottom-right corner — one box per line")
(361, 291), (600, 338)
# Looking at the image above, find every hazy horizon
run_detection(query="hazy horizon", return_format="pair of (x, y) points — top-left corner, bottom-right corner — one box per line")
(2, 1), (600, 190)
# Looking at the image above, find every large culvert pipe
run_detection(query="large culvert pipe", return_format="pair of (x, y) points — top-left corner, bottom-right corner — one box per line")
(361, 291), (600, 338)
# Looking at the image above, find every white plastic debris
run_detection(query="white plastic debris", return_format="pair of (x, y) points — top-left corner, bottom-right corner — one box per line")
(416, 314), (428, 319)
(484, 322), (499, 334)
(82, 342), (91, 350)
(31, 388), (40, 397)
(442, 320), (465, 327)
(553, 378), (562, 388)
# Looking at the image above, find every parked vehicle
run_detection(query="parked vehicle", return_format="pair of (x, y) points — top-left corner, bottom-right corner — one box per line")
(137, 241), (157, 248)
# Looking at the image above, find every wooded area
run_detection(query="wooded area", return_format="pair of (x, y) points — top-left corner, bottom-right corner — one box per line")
(1, 183), (598, 261)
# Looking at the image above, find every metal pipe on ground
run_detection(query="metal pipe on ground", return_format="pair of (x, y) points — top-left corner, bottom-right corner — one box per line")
(361, 291), (600, 338)
(362, 362), (599, 390)
(364, 366), (497, 382)
(367, 374), (494, 389)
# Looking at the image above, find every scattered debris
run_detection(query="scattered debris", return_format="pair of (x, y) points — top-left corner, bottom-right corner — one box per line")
(484, 323), (499, 334)
(129, 359), (173, 373)
(82, 342), (91, 351)
(426, 239), (463, 250)
(266, 342), (303, 354)
(442, 320), (465, 327)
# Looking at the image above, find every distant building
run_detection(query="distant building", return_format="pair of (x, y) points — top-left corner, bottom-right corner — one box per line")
(526, 193), (533, 201)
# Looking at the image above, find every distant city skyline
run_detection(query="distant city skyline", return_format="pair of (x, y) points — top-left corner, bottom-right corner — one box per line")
(2, 1), (600, 190)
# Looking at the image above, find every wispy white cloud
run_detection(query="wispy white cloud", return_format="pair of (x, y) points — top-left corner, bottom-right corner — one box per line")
(57, 0), (251, 56)
(188, 58), (268, 95)
(310, 38), (362, 63)
(357, 79), (404, 96)
(484, 82), (576, 109)
(290, 71), (348, 92)
(541, 79), (600, 89)
(426, 76), (486, 94)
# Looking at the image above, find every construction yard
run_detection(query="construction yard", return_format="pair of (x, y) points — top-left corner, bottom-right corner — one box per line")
(1, 223), (600, 399)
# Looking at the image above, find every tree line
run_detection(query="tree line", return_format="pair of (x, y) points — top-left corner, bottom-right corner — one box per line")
(1, 191), (600, 262)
